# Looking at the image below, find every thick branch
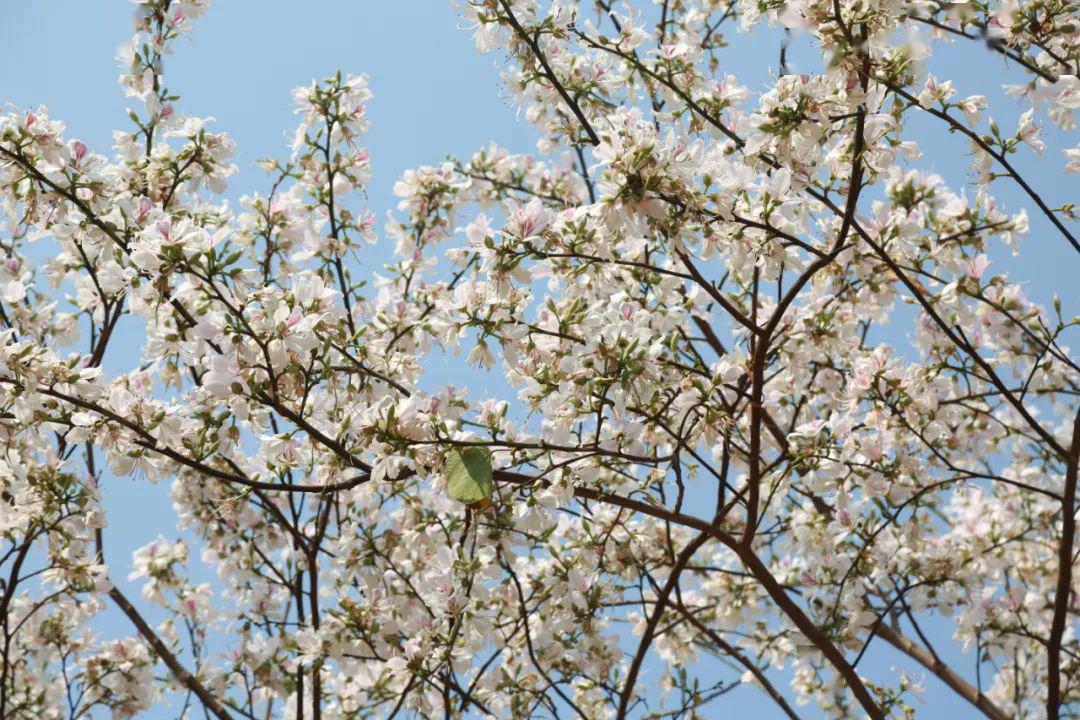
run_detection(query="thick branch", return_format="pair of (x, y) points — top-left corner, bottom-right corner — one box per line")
(494, 469), (887, 719)
(1047, 408), (1080, 719)
(108, 585), (233, 720)
(875, 623), (1008, 720)
(616, 532), (711, 717)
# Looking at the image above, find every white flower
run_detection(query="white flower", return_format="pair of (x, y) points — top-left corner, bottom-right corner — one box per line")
(1065, 145), (1080, 173)
(1017, 110), (1045, 154)
(3, 280), (25, 304)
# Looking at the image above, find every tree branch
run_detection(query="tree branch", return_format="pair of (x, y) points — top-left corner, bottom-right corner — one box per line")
(1047, 408), (1080, 719)
(107, 584), (233, 720)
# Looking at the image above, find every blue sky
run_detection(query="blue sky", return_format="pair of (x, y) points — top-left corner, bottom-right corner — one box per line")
(2, 2), (1075, 717)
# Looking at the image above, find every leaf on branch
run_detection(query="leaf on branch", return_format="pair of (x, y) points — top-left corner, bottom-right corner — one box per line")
(445, 447), (493, 510)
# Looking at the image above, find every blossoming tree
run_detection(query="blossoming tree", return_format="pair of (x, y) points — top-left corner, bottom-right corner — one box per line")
(1, 0), (1078, 718)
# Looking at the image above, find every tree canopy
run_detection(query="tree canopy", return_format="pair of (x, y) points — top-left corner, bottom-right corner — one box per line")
(1, 0), (1079, 718)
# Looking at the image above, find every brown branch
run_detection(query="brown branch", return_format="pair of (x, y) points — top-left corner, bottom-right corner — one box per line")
(675, 250), (761, 336)
(906, 15), (1060, 82)
(882, 80), (1080, 255)
(854, 231), (1069, 459)
(1047, 408), (1080, 719)
(498, 0), (600, 146)
(0, 379), (368, 493)
(494, 469), (887, 719)
(875, 623), (1008, 720)
(107, 585), (233, 720)
(616, 532), (711, 718)
(672, 599), (804, 720)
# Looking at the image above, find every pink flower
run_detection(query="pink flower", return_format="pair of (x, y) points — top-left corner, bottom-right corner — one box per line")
(964, 254), (991, 280)
(137, 196), (153, 221)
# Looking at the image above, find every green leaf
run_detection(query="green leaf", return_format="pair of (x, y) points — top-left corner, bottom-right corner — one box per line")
(445, 447), (493, 509)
